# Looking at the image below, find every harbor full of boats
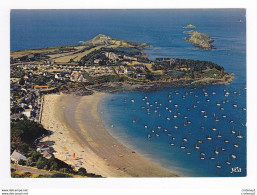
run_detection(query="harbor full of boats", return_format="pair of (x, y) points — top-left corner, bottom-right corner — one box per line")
(99, 84), (246, 177)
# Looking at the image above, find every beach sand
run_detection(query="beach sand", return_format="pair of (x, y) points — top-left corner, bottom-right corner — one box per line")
(41, 92), (176, 177)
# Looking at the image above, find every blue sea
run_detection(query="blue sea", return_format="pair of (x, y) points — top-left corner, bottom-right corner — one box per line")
(11, 9), (246, 177)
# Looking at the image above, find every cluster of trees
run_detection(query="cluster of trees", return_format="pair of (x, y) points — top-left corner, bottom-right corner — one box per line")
(85, 75), (128, 85)
(18, 53), (49, 62)
(79, 46), (142, 66)
(11, 120), (49, 155)
(153, 58), (224, 72)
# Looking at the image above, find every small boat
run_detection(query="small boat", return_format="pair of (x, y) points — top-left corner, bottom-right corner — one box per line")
(177, 113), (181, 115)
(216, 165), (222, 169)
(146, 102), (149, 105)
(183, 138), (188, 142)
(147, 134), (151, 139)
(186, 152), (191, 155)
(217, 133), (222, 138)
(210, 157), (215, 160)
(201, 152), (206, 156)
(155, 133), (160, 137)
(233, 104), (238, 108)
(180, 146), (186, 149)
(224, 140), (229, 143)
(200, 126), (205, 130)
(231, 154), (237, 159)
(195, 144), (200, 150)
(216, 103), (221, 107)
(242, 107), (246, 111)
(215, 118), (220, 122)
(200, 157), (205, 160)
(200, 110), (205, 113)
(170, 143), (175, 146)
(131, 99), (135, 103)
(151, 130), (155, 133)
(233, 144), (239, 148)
(193, 105), (197, 109)
(169, 110), (172, 113)
(164, 129), (168, 132)
(221, 148), (226, 151)
(203, 114), (208, 118)
(132, 120), (136, 123)
(174, 125), (178, 129)
(174, 104), (178, 108)
(154, 101), (158, 104)
(165, 107), (168, 110)
(157, 126), (161, 129)
(212, 91), (216, 95)
(173, 115), (177, 118)
(144, 125), (148, 129)
(236, 131), (243, 139)
(154, 110), (158, 113)
(207, 99), (210, 102)
(169, 100), (172, 103)
(198, 140), (203, 144)
(187, 121), (191, 124)
(222, 115), (227, 118)
(206, 136), (212, 140)
(184, 116), (188, 119)
(211, 128), (217, 131)
(226, 161), (231, 165)
(167, 134), (172, 136)
(230, 120), (234, 123)
(215, 148), (219, 155)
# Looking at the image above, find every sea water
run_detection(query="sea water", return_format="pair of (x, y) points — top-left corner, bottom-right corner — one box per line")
(11, 9), (246, 176)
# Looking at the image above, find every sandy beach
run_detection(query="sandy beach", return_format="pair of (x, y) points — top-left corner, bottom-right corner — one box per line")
(41, 92), (177, 177)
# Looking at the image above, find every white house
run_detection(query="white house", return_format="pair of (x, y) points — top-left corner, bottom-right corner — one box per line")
(10, 150), (27, 164)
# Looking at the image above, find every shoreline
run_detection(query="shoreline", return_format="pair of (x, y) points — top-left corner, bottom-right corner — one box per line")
(61, 73), (234, 96)
(41, 92), (177, 177)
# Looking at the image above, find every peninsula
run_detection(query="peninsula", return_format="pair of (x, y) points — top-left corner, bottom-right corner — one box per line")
(10, 34), (233, 177)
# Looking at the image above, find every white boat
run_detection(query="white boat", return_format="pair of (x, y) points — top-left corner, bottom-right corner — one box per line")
(183, 138), (188, 142)
(195, 144), (200, 150)
(206, 136), (212, 140)
(216, 165), (222, 169)
(215, 148), (219, 155)
(224, 140), (229, 143)
(233, 144), (239, 148)
(180, 146), (186, 149)
(231, 154), (237, 159)
(211, 128), (217, 131)
(236, 131), (243, 139)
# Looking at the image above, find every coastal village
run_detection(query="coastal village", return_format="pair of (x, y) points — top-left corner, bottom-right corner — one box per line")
(10, 34), (233, 178)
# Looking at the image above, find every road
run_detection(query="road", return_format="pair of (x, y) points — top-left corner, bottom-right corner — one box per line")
(11, 164), (53, 175)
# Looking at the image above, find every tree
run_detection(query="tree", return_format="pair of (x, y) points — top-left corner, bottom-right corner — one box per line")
(19, 78), (25, 85)
(78, 167), (87, 176)
(145, 73), (154, 81)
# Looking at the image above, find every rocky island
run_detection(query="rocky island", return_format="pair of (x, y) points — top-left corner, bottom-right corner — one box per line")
(184, 24), (196, 28)
(184, 30), (214, 50)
